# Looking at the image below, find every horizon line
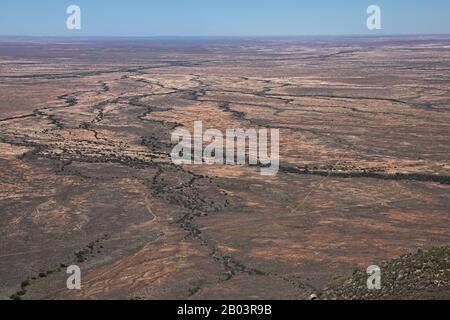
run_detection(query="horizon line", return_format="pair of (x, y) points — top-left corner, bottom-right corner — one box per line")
(1, 33), (450, 40)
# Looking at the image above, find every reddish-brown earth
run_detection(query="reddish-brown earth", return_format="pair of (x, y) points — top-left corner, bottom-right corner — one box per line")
(0, 36), (449, 300)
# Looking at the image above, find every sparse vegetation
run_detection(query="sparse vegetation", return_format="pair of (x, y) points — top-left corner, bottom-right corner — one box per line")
(9, 235), (109, 300)
(320, 247), (450, 300)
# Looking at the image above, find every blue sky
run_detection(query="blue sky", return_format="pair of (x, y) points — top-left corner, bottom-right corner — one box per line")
(1, 0), (449, 37)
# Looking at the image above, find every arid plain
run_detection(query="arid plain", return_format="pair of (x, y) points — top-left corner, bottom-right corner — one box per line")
(0, 36), (449, 300)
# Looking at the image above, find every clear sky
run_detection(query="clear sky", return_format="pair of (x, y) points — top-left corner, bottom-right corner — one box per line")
(1, 0), (449, 37)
